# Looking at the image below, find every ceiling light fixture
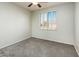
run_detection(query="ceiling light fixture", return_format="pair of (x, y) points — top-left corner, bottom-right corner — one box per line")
(32, 2), (38, 5)
(28, 1), (42, 8)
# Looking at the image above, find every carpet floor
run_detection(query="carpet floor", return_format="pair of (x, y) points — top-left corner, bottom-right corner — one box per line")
(0, 37), (78, 57)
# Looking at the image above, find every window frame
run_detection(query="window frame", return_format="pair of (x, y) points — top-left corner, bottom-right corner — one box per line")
(40, 11), (57, 31)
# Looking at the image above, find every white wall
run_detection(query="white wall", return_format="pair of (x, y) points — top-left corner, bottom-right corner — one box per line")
(0, 3), (31, 49)
(32, 3), (74, 45)
(0, 2), (75, 50)
(74, 2), (79, 55)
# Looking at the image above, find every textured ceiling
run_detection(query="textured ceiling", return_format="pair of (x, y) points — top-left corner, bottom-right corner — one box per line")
(14, 2), (67, 11)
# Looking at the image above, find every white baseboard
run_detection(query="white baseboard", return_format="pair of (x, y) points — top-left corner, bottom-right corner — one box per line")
(74, 43), (79, 56)
(0, 33), (32, 49)
(32, 35), (73, 45)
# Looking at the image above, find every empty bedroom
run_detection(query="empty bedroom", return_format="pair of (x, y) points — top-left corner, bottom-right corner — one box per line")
(0, 2), (79, 57)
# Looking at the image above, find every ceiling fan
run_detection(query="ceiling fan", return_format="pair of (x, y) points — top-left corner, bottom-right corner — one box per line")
(28, 2), (42, 8)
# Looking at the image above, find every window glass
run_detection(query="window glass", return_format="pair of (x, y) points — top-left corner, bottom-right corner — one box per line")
(40, 11), (56, 30)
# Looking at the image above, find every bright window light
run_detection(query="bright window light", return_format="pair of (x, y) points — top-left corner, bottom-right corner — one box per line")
(40, 11), (56, 30)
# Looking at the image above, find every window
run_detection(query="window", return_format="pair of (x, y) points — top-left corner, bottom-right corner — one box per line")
(40, 11), (56, 30)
